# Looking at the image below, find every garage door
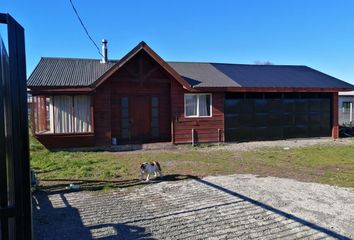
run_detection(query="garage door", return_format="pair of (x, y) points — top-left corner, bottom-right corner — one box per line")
(225, 93), (332, 142)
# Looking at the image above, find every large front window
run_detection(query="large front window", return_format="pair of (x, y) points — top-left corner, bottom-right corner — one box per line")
(33, 95), (92, 134)
(184, 94), (212, 117)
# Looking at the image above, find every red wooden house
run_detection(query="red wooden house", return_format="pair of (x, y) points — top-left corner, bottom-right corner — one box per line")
(28, 41), (354, 148)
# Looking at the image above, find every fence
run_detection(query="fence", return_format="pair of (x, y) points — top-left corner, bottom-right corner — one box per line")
(0, 13), (32, 240)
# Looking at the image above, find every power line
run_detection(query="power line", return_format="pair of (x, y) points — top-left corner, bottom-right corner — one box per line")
(68, 0), (103, 57)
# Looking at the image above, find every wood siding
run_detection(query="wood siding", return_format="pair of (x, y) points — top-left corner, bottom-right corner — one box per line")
(35, 133), (95, 148)
(97, 50), (171, 145)
(94, 81), (112, 146)
(171, 80), (225, 144)
(110, 82), (171, 143)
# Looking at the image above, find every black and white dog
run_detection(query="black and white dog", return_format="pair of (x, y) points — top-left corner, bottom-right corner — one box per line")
(140, 161), (163, 182)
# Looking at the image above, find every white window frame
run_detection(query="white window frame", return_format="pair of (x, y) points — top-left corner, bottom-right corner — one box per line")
(184, 93), (212, 118)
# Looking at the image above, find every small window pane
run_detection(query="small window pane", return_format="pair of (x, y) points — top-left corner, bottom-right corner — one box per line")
(152, 127), (159, 137)
(152, 108), (158, 118)
(185, 95), (197, 116)
(151, 118), (159, 128)
(122, 118), (130, 128)
(122, 109), (129, 118)
(35, 96), (55, 133)
(74, 95), (92, 133)
(121, 97), (130, 139)
(152, 97), (158, 108)
(122, 97), (129, 108)
(53, 95), (74, 133)
(122, 129), (129, 139)
(199, 95), (211, 116)
(343, 102), (352, 113)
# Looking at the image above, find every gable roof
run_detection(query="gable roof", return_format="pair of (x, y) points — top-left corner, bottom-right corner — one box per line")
(90, 41), (193, 90)
(27, 42), (354, 91)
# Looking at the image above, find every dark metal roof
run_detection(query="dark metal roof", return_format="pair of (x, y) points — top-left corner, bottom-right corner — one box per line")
(27, 57), (116, 87)
(167, 62), (239, 87)
(168, 62), (354, 89)
(27, 57), (354, 89)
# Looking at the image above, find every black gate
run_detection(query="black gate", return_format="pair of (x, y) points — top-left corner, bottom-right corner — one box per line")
(0, 13), (32, 240)
(225, 92), (332, 142)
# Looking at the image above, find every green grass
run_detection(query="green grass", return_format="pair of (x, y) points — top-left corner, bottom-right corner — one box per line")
(30, 134), (354, 189)
(30, 136), (128, 180)
(240, 145), (354, 188)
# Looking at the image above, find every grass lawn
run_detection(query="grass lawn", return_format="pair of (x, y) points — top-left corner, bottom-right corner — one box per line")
(30, 134), (354, 190)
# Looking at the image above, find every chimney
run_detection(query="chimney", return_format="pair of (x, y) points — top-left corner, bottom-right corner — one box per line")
(101, 39), (108, 63)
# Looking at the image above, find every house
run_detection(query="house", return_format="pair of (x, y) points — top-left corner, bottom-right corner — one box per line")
(27, 41), (354, 148)
(339, 91), (354, 126)
(27, 91), (32, 114)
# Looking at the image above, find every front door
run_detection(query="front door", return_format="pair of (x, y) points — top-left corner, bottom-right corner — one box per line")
(130, 95), (151, 141)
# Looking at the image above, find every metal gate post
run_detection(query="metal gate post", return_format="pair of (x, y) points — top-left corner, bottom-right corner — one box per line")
(0, 13), (31, 240)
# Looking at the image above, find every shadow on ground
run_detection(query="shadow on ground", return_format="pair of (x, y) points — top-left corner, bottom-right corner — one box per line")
(39, 174), (192, 193)
(193, 177), (351, 240)
(33, 174), (351, 240)
(33, 192), (156, 240)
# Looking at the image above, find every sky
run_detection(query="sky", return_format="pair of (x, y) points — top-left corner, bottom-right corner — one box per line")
(1, 0), (354, 84)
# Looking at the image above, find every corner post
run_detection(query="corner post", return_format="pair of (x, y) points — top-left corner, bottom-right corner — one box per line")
(332, 92), (339, 139)
(192, 128), (195, 147)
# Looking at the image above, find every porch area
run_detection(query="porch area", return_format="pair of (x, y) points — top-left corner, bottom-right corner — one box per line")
(31, 95), (95, 148)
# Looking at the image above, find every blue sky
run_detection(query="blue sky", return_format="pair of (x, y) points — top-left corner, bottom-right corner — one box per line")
(1, 0), (354, 83)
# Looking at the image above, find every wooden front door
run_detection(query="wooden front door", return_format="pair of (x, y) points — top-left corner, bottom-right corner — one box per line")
(130, 95), (151, 141)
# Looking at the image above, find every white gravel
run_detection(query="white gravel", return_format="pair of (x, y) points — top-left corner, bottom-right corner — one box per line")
(205, 174), (354, 238)
(216, 138), (354, 152)
(119, 137), (354, 153)
(33, 174), (354, 239)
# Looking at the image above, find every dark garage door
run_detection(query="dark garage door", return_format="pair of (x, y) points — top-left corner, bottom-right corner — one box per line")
(225, 93), (332, 142)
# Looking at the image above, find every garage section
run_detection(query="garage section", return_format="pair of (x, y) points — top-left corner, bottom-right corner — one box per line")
(225, 92), (332, 142)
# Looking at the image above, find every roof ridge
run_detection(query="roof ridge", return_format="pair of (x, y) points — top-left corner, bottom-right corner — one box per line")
(41, 56), (119, 62)
(39, 57), (307, 67)
(167, 61), (308, 67)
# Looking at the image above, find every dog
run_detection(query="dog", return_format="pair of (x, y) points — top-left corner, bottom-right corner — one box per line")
(140, 161), (163, 182)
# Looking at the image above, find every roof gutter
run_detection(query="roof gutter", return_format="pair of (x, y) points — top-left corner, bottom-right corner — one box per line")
(28, 86), (93, 95)
(192, 87), (354, 93)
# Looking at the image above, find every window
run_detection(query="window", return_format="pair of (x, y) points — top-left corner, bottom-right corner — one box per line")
(73, 96), (92, 133)
(33, 95), (92, 134)
(342, 102), (352, 113)
(33, 96), (52, 133)
(151, 96), (159, 137)
(185, 94), (212, 117)
(121, 97), (130, 139)
(53, 96), (74, 133)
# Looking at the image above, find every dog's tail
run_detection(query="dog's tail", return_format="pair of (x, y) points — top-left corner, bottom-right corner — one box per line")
(153, 161), (162, 171)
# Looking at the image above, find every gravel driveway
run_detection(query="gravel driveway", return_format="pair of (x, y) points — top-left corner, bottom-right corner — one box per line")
(33, 174), (354, 240)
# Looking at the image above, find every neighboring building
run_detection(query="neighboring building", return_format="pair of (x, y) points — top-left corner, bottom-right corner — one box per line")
(27, 91), (32, 114)
(339, 91), (354, 126)
(27, 41), (354, 148)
